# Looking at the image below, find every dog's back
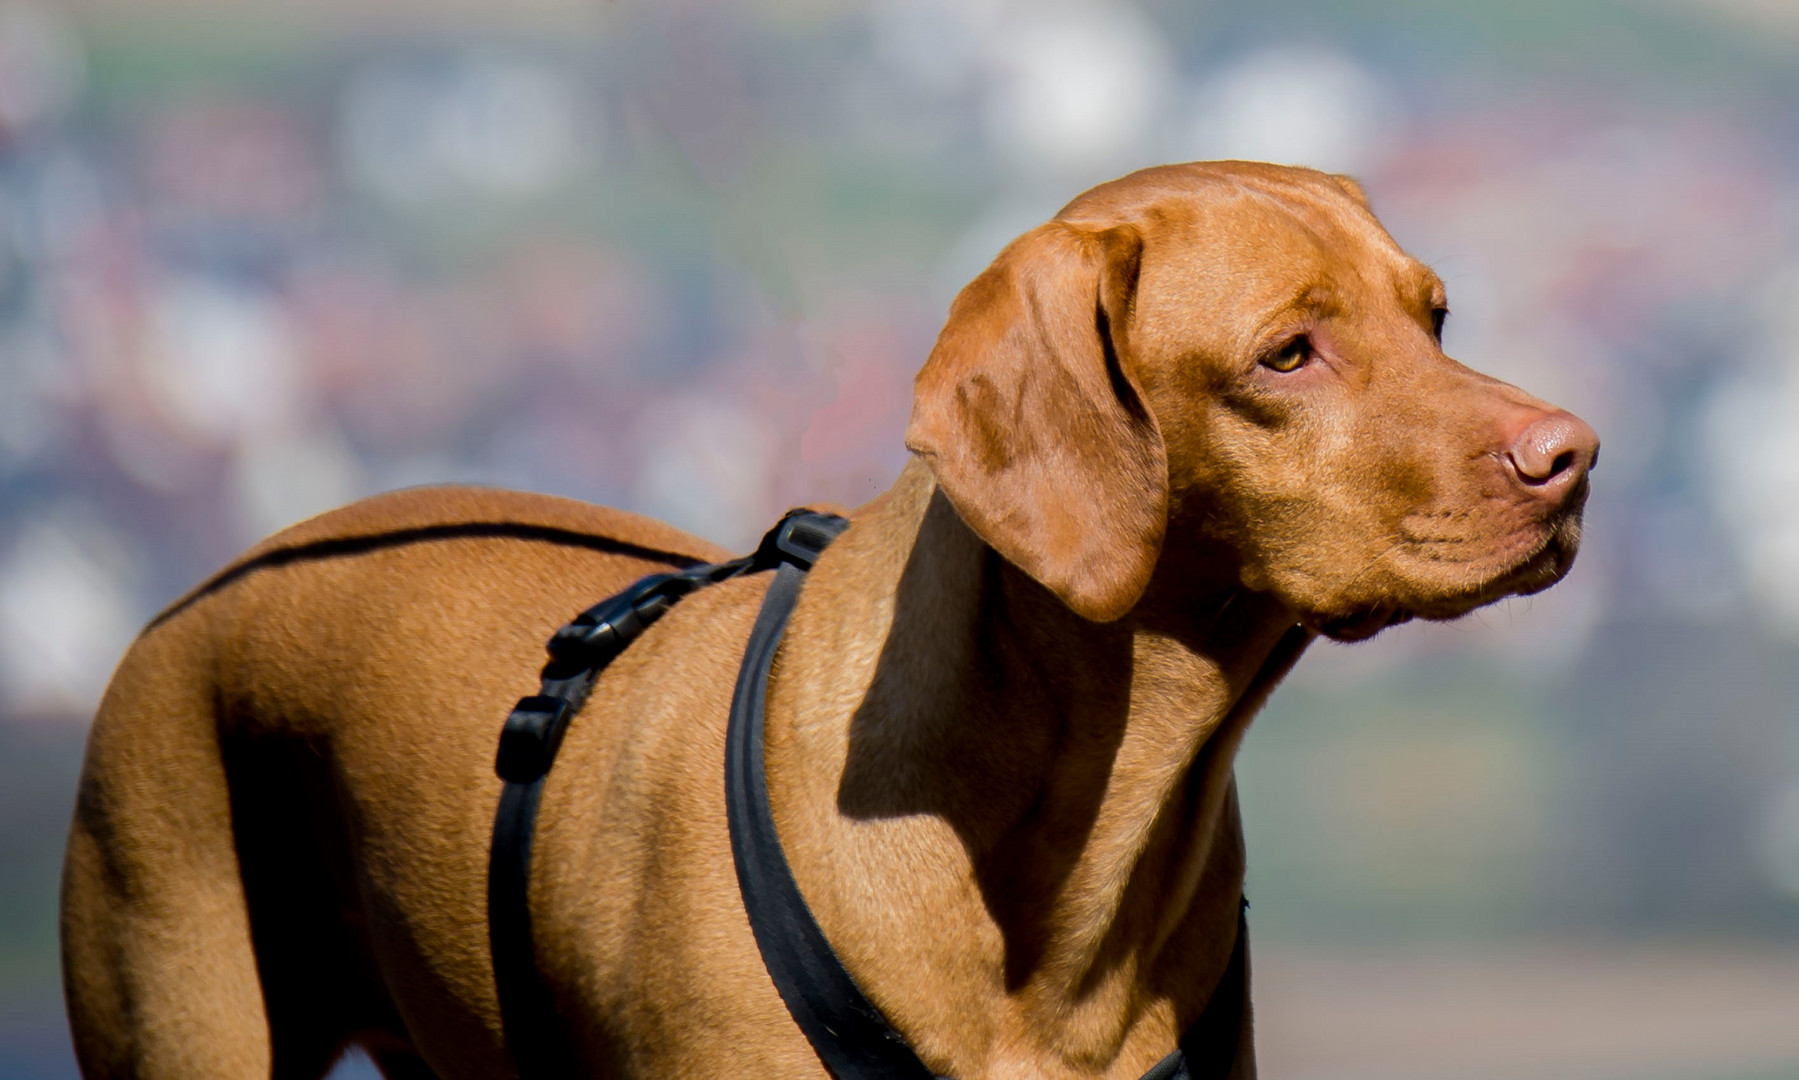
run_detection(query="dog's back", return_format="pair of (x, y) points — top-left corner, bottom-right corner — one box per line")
(61, 488), (728, 1079)
(59, 161), (1600, 1080)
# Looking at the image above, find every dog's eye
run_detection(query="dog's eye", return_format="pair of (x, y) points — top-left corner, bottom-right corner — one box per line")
(1431, 307), (1448, 341)
(1263, 336), (1311, 373)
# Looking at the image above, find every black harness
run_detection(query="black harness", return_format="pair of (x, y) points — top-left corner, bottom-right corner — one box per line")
(488, 510), (1248, 1079)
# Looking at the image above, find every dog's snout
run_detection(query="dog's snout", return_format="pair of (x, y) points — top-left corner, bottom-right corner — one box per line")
(1505, 411), (1599, 492)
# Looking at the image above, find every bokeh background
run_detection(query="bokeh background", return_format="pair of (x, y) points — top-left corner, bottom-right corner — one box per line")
(2, 0), (1797, 1077)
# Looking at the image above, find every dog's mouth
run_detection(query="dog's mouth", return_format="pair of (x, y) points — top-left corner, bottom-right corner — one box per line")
(1307, 519), (1580, 644)
(1313, 605), (1414, 643)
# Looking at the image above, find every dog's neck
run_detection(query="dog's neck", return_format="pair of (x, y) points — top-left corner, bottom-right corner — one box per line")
(768, 458), (1309, 1069)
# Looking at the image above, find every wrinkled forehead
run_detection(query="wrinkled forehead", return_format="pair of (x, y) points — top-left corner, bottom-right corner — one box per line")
(1065, 164), (1443, 321)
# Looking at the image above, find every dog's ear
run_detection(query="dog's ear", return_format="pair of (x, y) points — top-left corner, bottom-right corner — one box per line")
(906, 222), (1166, 623)
(1332, 174), (1370, 207)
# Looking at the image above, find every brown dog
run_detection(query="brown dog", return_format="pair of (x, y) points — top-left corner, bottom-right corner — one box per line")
(61, 162), (1595, 1079)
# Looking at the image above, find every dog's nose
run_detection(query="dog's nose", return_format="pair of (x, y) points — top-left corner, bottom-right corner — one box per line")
(1505, 410), (1599, 493)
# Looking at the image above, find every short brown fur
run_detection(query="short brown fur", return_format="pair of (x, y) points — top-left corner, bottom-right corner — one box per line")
(62, 163), (1594, 1079)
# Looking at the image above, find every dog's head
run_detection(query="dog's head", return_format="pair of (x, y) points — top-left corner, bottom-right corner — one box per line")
(906, 162), (1595, 639)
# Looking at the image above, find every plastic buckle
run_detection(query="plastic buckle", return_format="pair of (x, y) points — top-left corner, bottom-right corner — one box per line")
(547, 572), (694, 666)
(771, 511), (849, 569)
(495, 695), (571, 783)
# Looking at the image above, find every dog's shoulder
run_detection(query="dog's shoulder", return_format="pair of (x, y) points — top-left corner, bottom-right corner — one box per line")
(149, 486), (732, 631)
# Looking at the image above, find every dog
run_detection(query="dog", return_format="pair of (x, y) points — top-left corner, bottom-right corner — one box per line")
(61, 161), (1596, 1079)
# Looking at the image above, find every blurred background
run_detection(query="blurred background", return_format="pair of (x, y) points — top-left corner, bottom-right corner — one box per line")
(1, 0), (1796, 1076)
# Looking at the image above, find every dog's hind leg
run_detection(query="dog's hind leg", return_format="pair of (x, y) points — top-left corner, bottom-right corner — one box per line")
(60, 612), (339, 1079)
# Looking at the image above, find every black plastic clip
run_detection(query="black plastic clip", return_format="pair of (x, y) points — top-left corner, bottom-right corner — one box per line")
(760, 511), (849, 572)
(547, 571), (697, 667)
(495, 694), (573, 783)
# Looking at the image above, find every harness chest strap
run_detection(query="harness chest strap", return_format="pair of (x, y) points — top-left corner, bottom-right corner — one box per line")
(488, 510), (1249, 1079)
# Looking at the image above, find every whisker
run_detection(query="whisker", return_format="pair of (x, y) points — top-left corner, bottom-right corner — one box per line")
(1337, 540), (1406, 596)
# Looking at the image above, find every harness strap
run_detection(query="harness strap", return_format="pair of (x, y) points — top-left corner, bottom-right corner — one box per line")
(723, 546), (943, 1080)
(487, 510), (846, 1074)
(488, 508), (1249, 1079)
(1158, 899), (1250, 1080)
(723, 530), (1247, 1080)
